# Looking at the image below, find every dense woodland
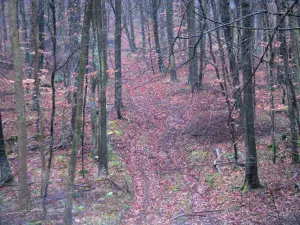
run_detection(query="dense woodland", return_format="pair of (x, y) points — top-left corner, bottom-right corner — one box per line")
(0, 0), (300, 224)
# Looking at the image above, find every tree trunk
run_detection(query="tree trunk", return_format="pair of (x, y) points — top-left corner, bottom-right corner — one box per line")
(198, 0), (208, 86)
(127, 0), (137, 51)
(151, 0), (164, 72)
(31, 0), (46, 198)
(63, 0), (93, 224)
(139, 2), (147, 55)
(8, 0), (31, 210)
(241, 0), (260, 191)
(0, 112), (13, 184)
(1, 0), (7, 59)
(277, 0), (299, 163)
(186, 0), (199, 90)
(166, 0), (177, 81)
(19, 0), (30, 67)
(115, 0), (123, 119)
(123, 2), (136, 53)
(38, 0), (45, 71)
(220, 0), (242, 112)
(95, 0), (109, 177)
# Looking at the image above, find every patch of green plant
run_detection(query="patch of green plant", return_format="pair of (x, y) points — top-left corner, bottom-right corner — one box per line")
(109, 161), (121, 167)
(56, 155), (66, 162)
(100, 213), (119, 225)
(54, 73), (64, 83)
(106, 192), (114, 197)
(78, 169), (89, 176)
(190, 151), (208, 161)
(108, 120), (122, 136)
(205, 173), (217, 188)
(27, 221), (43, 225)
(75, 205), (85, 211)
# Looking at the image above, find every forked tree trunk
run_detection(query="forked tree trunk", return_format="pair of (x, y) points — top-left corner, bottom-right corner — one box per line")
(64, 0), (93, 224)
(8, 0), (31, 210)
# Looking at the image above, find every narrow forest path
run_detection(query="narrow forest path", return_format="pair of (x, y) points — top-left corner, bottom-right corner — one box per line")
(108, 63), (224, 224)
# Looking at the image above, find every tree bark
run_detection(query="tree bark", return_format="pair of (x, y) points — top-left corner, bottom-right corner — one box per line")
(95, 0), (109, 177)
(1, 0), (7, 58)
(186, 0), (199, 89)
(151, 0), (164, 72)
(0, 112), (13, 184)
(241, 0), (260, 191)
(19, 0), (30, 67)
(8, 0), (31, 210)
(64, 0), (93, 224)
(115, 0), (123, 119)
(220, 0), (242, 112)
(38, 0), (45, 71)
(166, 0), (177, 81)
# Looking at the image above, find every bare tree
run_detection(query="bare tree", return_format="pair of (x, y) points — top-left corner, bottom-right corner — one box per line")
(64, 0), (93, 224)
(241, 0), (260, 191)
(8, 0), (31, 210)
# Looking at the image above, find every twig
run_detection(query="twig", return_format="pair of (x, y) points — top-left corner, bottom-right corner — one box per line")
(173, 209), (224, 220)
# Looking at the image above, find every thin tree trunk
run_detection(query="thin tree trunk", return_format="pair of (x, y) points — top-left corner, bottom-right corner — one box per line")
(19, 0), (30, 67)
(8, 0), (31, 210)
(64, 0), (93, 224)
(1, 0), (7, 59)
(186, 0), (199, 90)
(127, 0), (137, 51)
(198, 0), (208, 86)
(166, 0), (177, 81)
(151, 0), (164, 72)
(220, 0), (242, 112)
(115, 0), (123, 119)
(42, 0), (57, 218)
(38, 0), (45, 71)
(139, 2), (147, 55)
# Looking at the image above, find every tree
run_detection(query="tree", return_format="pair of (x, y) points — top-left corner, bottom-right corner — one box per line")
(241, 0), (260, 191)
(38, 0), (45, 71)
(276, 0), (299, 164)
(166, 0), (177, 81)
(8, 0), (31, 210)
(127, 0), (137, 51)
(139, 1), (147, 55)
(186, 0), (199, 89)
(220, 0), (242, 112)
(0, 112), (13, 184)
(95, 0), (109, 177)
(151, 0), (164, 72)
(115, 0), (123, 119)
(64, 0), (93, 223)
(1, 0), (7, 58)
(19, 0), (30, 67)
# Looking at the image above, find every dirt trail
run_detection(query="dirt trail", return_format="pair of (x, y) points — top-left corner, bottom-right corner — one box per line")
(109, 70), (216, 224)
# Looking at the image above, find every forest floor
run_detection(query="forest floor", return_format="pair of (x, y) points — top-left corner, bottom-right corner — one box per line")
(1, 49), (300, 224)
